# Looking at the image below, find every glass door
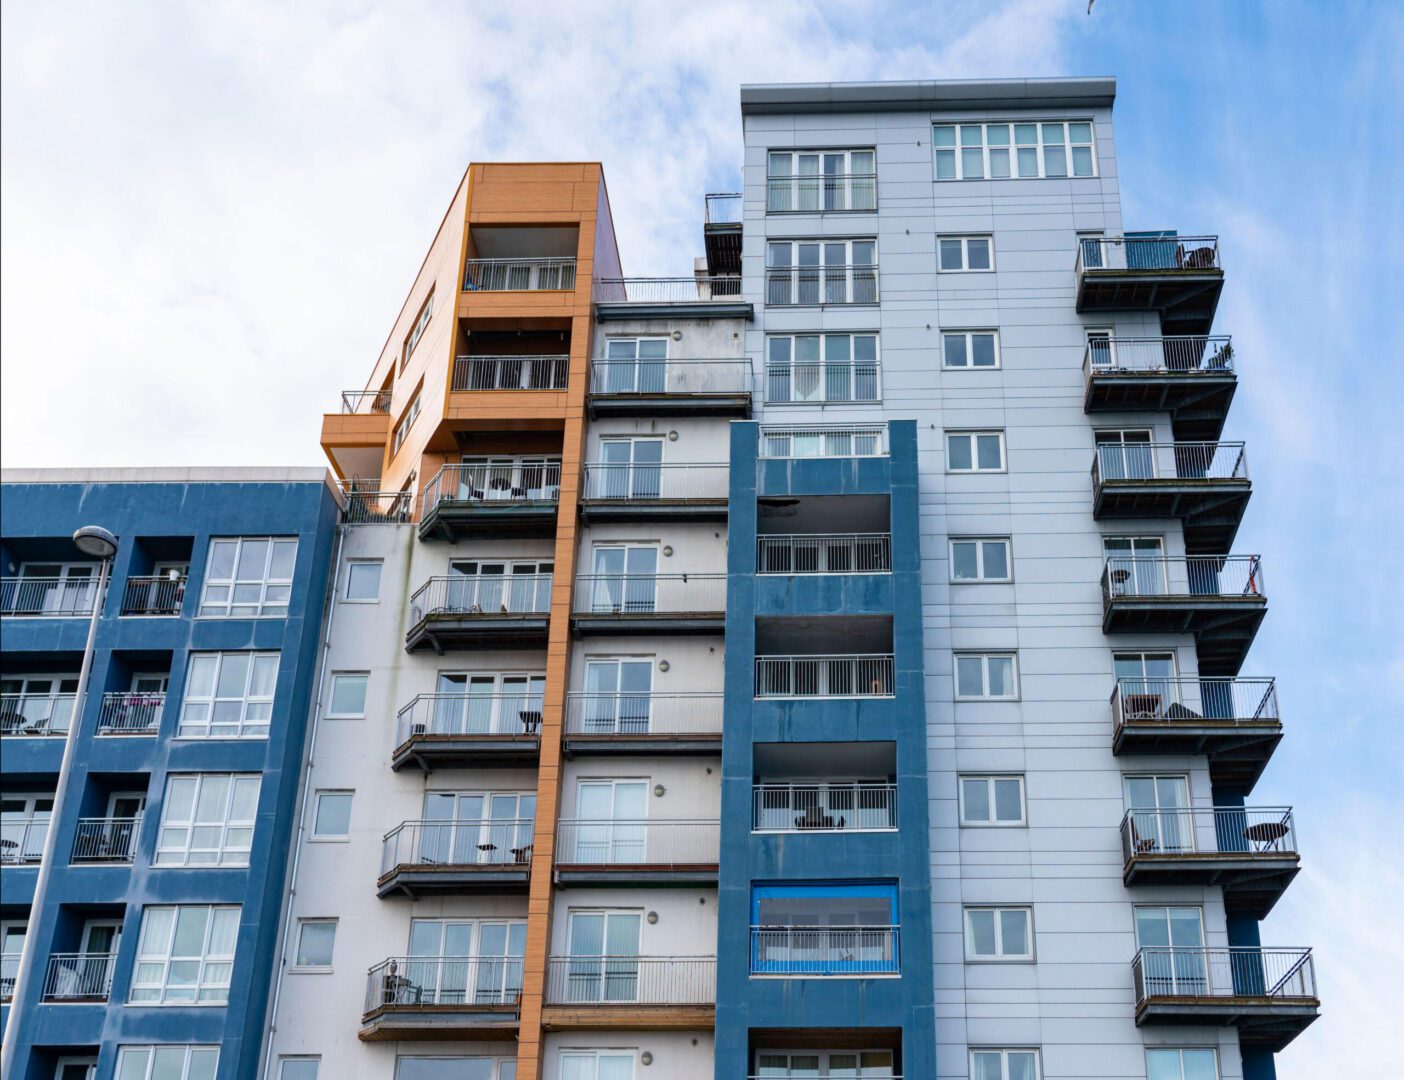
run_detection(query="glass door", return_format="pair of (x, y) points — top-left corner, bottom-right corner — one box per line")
(1124, 775), (1192, 854)
(583, 660), (653, 734)
(1, 922), (25, 999)
(604, 338), (668, 394)
(20, 563), (96, 614)
(105, 792), (146, 858)
(599, 439), (662, 500)
(0, 674), (78, 734)
(590, 547), (658, 613)
(1134, 906), (1206, 996)
(566, 911), (641, 1002)
(475, 921), (527, 1003)
(574, 780), (647, 863)
(407, 919), (474, 1005)
(1, 795), (52, 861)
(1095, 430), (1154, 480)
(1087, 329), (1115, 368)
(421, 792), (485, 865)
(71, 920), (122, 998)
(1103, 537), (1165, 596)
(500, 674), (545, 733)
(1113, 653), (1178, 718)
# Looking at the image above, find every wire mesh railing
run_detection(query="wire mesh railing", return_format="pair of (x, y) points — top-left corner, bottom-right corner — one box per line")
(381, 819), (536, 874)
(755, 655), (894, 698)
(555, 819), (719, 865)
(97, 691), (166, 735)
(564, 692), (724, 736)
(365, 956), (524, 1013)
(464, 257), (576, 291)
(757, 534), (891, 574)
(1132, 946), (1315, 1002)
(0, 692), (75, 737)
(752, 783), (897, 832)
(452, 354), (570, 391)
(396, 692), (545, 744)
(544, 956), (716, 1004)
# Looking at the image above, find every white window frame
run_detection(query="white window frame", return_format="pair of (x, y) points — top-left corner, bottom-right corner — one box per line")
(198, 537), (297, 618)
(1085, 327), (1115, 368)
(934, 120), (1097, 180)
(116, 1046), (221, 1080)
(766, 148), (877, 213)
(958, 775), (1027, 827)
(326, 671), (368, 719)
(766, 238), (879, 306)
(765, 333), (881, 404)
(154, 773), (260, 867)
(963, 906), (1034, 961)
(343, 560), (383, 603)
(392, 391), (422, 455)
(1144, 1048), (1219, 1080)
(292, 918), (337, 972)
(945, 430), (1006, 473)
(969, 1049), (1042, 1080)
(396, 1059), (517, 1080)
(954, 653), (1019, 700)
(278, 1058), (321, 1080)
(129, 905), (239, 1005)
(753, 1050), (895, 1077)
(557, 1050), (637, 1080)
(937, 235), (994, 272)
(177, 651), (279, 740)
(949, 538), (1012, 583)
(311, 790), (353, 841)
(941, 329), (1001, 369)
(402, 288), (434, 370)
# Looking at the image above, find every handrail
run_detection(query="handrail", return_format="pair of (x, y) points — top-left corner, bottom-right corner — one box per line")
(342, 490), (413, 524)
(758, 423), (888, 458)
(581, 463), (729, 502)
(340, 389), (392, 414)
(555, 819), (720, 865)
(1077, 234), (1221, 274)
(365, 955), (524, 1013)
(1120, 806), (1296, 861)
(766, 173), (878, 213)
(1101, 555), (1264, 602)
(0, 817), (48, 863)
(396, 692), (545, 744)
(409, 574), (554, 621)
(0, 692), (75, 737)
(752, 782), (897, 832)
(750, 926), (900, 975)
(120, 575), (186, 616)
(573, 573), (726, 615)
(757, 533), (891, 574)
(1083, 335), (1234, 376)
(421, 461), (562, 518)
(544, 955), (716, 1004)
(765, 264), (879, 306)
(766, 357), (881, 403)
(1111, 676), (1279, 728)
(381, 819), (536, 875)
(755, 655), (894, 698)
(464, 257), (576, 291)
(564, 692), (724, 736)
(704, 192), (742, 225)
(593, 277), (743, 303)
(97, 690), (166, 735)
(452, 354), (569, 392)
(72, 816), (142, 863)
(1131, 946), (1315, 1002)
(0, 577), (100, 617)
(588, 357), (750, 396)
(42, 952), (117, 1001)
(1092, 442), (1248, 486)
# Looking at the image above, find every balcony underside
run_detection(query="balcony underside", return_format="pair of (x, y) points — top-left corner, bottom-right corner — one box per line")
(1092, 482), (1251, 554)
(1084, 373), (1237, 442)
(588, 393), (751, 419)
(563, 733), (723, 756)
(406, 615), (552, 653)
(595, 301), (753, 322)
(1123, 854), (1300, 917)
(418, 501), (560, 542)
(578, 499), (729, 524)
(359, 1005), (520, 1042)
(1113, 721), (1283, 788)
(1076, 270), (1224, 336)
(553, 864), (719, 887)
(540, 1004), (715, 1031)
(1102, 598), (1265, 676)
(391, 734), (541, 772)
(1135, 997), (1318, 1052)
(378, 863), (533, 899)
(571, 613), (725, 636)
(705, 221), (742, 276)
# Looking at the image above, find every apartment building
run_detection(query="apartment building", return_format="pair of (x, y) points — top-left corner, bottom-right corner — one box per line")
(0, 468), (339, 1080)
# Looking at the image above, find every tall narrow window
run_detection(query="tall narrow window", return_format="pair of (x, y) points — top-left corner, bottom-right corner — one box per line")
(402, 288), (434, 370)
(199, 537), (297, 618)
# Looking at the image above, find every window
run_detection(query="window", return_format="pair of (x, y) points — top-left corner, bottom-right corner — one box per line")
(942, 330), (1000, 368)
(767, 149), (876, 212)
(950, 539), (1011, 582)
(1134, 906), (1206, 994)
(955, 654), (1018, 699)
(937, 235), (992, 271)
(130, 905), (239, 1004)
(293, 919), (337, 970)
(559, 1053), (633, 1080)
(1145, 1049), (1218, 1080)
(327, 672), (368, 718)
(1104, 536), (1167, 596)
(598, 337), (669, 393)
(1, 921), (26, 1000)
(959, 776), (1026, 826)
(115, 1047), (220, 1080)
(964, 906), (1033, 960)
(766, 334), (880, 403)
(398, 1061), (516, 1080)
(934, 121), (1096, 180)
(1085, 327), (1114, 368)
(279, 1059), (320, 1080)
(344, 560), (383, 602)
(405, 919), (526, 1005)
(1124, 775), (1192, 853)
(392, 391), (422, 455)
(754, 1051), (894, 1079)
(946, 431), (1005, 472)
(155, 774), (260, 866)
(760, 426), (886, 459)
(595, 437), (663, 499)
(177, 651), (279, 739)
(402, 288), (434, 370)
(970, 1050), (1040, 1080)
(766, 239), (878, 305)
(312, 791), (353, 839)
(199, 537), (297, 618)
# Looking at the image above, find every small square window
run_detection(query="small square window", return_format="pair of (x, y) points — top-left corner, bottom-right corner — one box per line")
(294, 920), (336, 970)
(345, 561), (382, 602)
(327, 673), (367, 718)
(960, 776), (1026, 826)
(942, 331), (1000, 369)
(946, 431), (1005, 472)
(971, 1049), (1041, 1080)
(280, 1060), (321, 1080)
(965, 906), (1033, 961)
(1146, 1048), (1219, 1080)
(938, 235), (994, 272)
(312, 792), (352, 839)
(955, 653), (1018, 699)
(950, 539), (1012, 582)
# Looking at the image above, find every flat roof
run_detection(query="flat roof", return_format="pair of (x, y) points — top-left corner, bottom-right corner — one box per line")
(1, 466), (333, 485)
(740, 76), (1116, 114)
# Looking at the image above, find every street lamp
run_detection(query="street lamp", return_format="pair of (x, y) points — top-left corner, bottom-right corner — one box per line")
(0, 526), (118, 1075)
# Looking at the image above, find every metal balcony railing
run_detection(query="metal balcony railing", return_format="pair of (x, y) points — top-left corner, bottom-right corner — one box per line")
(464, 257), (576, 292)
(1101, 555), (1265, 602)
(766, 265), (878, 306)
(555, 819), (720, 865)
(452, 354), (569, 392)
(758, 424), (887, 458)
(382, 819), (536, 875)
(581, 463), (728, 502)
(766, 359), (881, 403)
(421, 462), (562, 518)
(767, 173), (878, 213)
(1, 955), (16, 1000)
(573, 574), (726, 615)
(589, 358), (750, 396)
(343, 490), (413, 524)
(564, 692), (724, 736)
(0, 692), (75, 737)
(545, 956), (715, 1005)
(1077, 235), (1221, 274)
(0, 577), (100, 617)
(365, 956), (524, 1013)
(593, 277), (743, 303)
(120, 575), (186, 616)
(409, 574), (554, 621)
(753, 783), (897, 832)
(1092, 442), (1248, 486)
(1111, 677), (1279, 729)
(1121, 806), (1296, 861)
(750, 926), (900, 975)
(704, 193), (742, 225)
(1132, 946), (1315, 1002)
(755, 655), (894, 699)
(72, 816), (142, 863)
(1083, 335), (1235, 375)
(0, 817), (48, 863)
(757, 534), (891, 574)
(97, 691), (166, 735)
(396, 692), (545, 744)
(340, 389), (392, 414)
(42, 952), (117, 1001)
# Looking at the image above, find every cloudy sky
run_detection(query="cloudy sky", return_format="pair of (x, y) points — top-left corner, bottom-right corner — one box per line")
(3, 0), (1401, 1073)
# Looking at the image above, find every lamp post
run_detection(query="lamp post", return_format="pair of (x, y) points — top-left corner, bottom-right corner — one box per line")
(0, 526), (117, 1076)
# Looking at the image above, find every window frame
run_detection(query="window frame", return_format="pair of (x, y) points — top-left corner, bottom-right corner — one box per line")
(933, 119), (1097, 181)
(154, 773), (261, 867)
(311, 790), (353, 841)
(766, 148), (878, 213)
(949, 538), (1013, 583)
(937, 235), (994, 272)
(277, 1058), (321, 1080)
(958, 775), (1027, 827)
(129, 904), (240, 1005)
(941, 329), (1002, 369)
(945, 430), (1007, 473)
(954, 653), (1019, 700)
(969, 1049), (1042, 1080)
(963, 905), (1035, 962)
(765, 333), (882, 404)
(176, 650), (280, 740)
(556, 1051), (636, 1080)
(326, 671), (369, 719)
(402, 288), (434, 371)
(765, 238), (879, 306)
(394, 1058), (518, 1080)
(343, 560), (383, 603)
(1144, 1048), (1219, 1080)
(292, 918), (337, 972)
(114, 1046), (221, 1080)
(198, 537), (298, 619)
(392, 390), (422, 456)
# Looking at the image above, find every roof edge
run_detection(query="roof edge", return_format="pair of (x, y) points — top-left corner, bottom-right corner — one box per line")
(1, 466), (335, 486)
(740, 76), (1116, 115)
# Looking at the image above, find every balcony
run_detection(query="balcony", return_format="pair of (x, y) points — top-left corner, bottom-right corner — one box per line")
(704, 192), (742, 276)
(1132, 946), (1319, 1051)
(593, 276), (749, 321)
(542, 956), (715, 1029)
(757, 534), (891, 575)
(766, 172), (877, 214)
(571, 574), (725, 636)
(588, 358), (751, 417)
(1, 692), (74, 737)
(452, 354), (569, 392)
(120, 574), (187, 616)
(563, 692), (723, 755)
(1100, 556), (1266, 674)
(72, 817), (141, 864)
(418, 462), (562, 541)
(41, 952), (116, 1002)
(1, 817), (48, 865)
(341, 389), (392, 414)
(750, 926), (899, 976)
(579, 463), (729, 523)
(361, 956), (521, 1042)
(378, 819), (534, 897)
(758, 424), (888, 459)
(342, 489), (413, 525)
(321, 394), (392, 481)
(1091, 442), (1251, 553)
(553, 819), (720, 885)
(96, 691), (165, 736)
(405, 574), (554, 653)
(755, 655), (894, 698)
(391, 692), (543, 771)
(1111, 677), (1282, 787)
(765, 264), (878, 307)
(752, 783), (897, 833)
(464, 257), (576, 292)
(1121, 807), (1299, 916)
(0, 577), (99, 617)
(1075, 234), (1224, 335)
(1082, 336), (1237, 440)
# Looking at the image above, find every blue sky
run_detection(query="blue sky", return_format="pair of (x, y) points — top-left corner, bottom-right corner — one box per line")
(2, 1), (1400, 1073)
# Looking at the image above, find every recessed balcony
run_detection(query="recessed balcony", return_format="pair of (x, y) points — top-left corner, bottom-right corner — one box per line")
(755, 654), (894, 699)
(96, 691), (165, 736)
(703, 192), (742, 276)
(453, 354), (569, 392)
(1120, 807), (1300, 916)
(1082, 336), (1237, 441)
(542, 955), (715, 1029)
(553, 819), (719, 885)
(750, 925), (900, 977)
(0, 576), (99, 618)
(752, 782), (897, 834)
(1, 816), (48, 865)
(579, 464), (729, 523)
(588, 358), (751, 417)
(360, 956), (521, 1041)
(119, 574), (187, 616)
(41, 952), (116, 1003)
(377, 819), (534, 897)
(1075, 234), (1224, 336)
(417, 461), (562, 541)
(1, 691), (74, 738)
(1132, 946), (1319, 1052)
(1091, 442), (1251, 553)
(391, 692), (542, 771)
(571, 574), (725, 636)
(405, 574), (554, 653)
(71, 817), (141, 864)
(563, 692), (723, 755)
(464, 256), (576, 292)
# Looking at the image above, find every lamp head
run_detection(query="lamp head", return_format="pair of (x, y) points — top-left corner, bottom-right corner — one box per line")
(72, 525), (118, 560)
